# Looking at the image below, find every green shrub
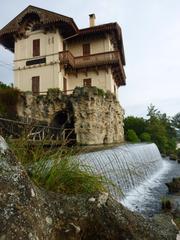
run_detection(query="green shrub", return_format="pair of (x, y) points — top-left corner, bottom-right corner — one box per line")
(0, 81), (10, 89)
(126, 129), (140, 143)
(0, 88), (20, 118)
(47, 88), (62, 98)
(140, 132), (151, 142)
(124, 116), (146, 137)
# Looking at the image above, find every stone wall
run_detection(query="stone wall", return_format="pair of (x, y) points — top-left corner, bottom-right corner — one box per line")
(17, 87), (124, 145)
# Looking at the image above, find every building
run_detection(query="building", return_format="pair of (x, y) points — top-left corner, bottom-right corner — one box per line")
(0, 5), (126, 95)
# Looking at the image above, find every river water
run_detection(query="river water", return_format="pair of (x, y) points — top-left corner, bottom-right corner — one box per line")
(121, 159), (180, 217)
(79, 144), (180, 217)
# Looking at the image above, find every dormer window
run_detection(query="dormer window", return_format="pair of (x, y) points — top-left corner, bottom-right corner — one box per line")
(33, 39), (40, 57)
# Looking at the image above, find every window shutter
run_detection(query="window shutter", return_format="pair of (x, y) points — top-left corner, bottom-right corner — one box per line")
(32, 76), (40, 95)
(83, 78), (92, 87)
(33, 39), (40, 57)
(83, 43), (90, 56)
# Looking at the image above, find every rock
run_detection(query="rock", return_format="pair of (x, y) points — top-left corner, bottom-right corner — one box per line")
(16, 87), (124, 145)
(169, 154), (177, 161)
(166, 178), (180, 193)
(0, 136), (178, 240)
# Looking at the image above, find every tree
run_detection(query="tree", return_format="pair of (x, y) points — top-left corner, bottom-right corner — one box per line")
(172, 113), (180, 129)
(146, 117), (168, 153)
(124, 116), (146, 137)
(0, 81), (10, 89)
(139, 132), (151, 142)
(147, 104), (161, 119)
(126, 129), (140, 143)
(146, 105), (176, 154)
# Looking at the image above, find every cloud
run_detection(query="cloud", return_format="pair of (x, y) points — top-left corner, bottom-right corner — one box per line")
(0, 0), (179, 116)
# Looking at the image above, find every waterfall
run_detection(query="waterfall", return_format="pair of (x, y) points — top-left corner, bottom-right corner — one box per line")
(79, 143), (163, 200)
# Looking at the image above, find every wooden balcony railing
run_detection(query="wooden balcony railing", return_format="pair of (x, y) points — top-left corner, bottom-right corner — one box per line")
(59, 50), (75, 67)
(59, 50), (120, 69)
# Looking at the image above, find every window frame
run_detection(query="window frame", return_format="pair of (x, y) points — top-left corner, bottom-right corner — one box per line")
(33, 39), (40, 57)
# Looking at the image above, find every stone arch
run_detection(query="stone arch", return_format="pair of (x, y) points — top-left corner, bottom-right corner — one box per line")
(50, 110), (76, 145)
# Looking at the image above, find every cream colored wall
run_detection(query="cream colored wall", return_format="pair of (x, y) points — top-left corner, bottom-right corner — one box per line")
(67, 34), (114, 57)
(14, 64), (62, 92)
(66, 34), (117, 93)
(14, 29), (64, 92)
(14, 29), (116, 93)
(67, 67), (115, 93)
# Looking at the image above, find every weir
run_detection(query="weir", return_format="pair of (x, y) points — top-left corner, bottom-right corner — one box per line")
(79, 143), (163, 199)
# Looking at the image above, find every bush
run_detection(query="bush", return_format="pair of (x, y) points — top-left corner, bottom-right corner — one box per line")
(126, 129), (140, 143)
(0, 81), (10, 89)
(0, 88), (20, 118)
(140, 132), (151, 142)
(124, 116), (146, 136)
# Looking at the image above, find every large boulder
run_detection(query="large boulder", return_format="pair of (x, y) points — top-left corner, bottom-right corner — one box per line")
(0, 136), (178, 240)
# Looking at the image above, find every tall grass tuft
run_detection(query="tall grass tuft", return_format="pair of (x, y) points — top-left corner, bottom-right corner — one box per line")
(8, 132), (109, 194)
(32, 153), (107, 194)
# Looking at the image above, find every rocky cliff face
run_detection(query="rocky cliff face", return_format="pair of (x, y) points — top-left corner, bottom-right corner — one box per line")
(0, 136), (178, 240)
(17, 87), (124, 145)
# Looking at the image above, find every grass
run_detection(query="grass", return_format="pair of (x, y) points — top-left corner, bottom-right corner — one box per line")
(32, 153), (107, 194)
(8, 133), (111, 194)
(174, 217), (180, 229)
(161, 197), (172, 210)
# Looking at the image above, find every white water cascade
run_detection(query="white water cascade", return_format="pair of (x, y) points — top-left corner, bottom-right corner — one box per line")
(79, 143), (168, 202)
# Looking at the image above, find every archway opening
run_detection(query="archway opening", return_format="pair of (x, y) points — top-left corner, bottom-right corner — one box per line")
(50, 111), (76, 145)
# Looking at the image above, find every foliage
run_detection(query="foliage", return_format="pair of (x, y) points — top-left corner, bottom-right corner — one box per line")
(32, 154), (107, 194)
(0, 81), (10, 89)
(161, 197), (172, 210)
(126, 129), (140, 143)
(47, 88), (62, 98)
(97, 88), (106, 97)
(139, 132), (151, 142)
(124, 116), (146, 136)
(9, 135), (109, 194)
(146, 117), (168, 153)
(0, 88), (20, 118)
(172, 112), (180, 129)
(124, 104), (178, 154)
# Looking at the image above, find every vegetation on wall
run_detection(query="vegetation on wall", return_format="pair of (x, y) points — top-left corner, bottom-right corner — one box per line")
(124, 104), (179, 155)
(0, 82), (20, 118)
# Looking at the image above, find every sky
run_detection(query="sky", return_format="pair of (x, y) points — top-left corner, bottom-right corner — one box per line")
(0, 0), (180, 117)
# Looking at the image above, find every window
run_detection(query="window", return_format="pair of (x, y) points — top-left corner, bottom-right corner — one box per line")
(83, 78), (92, 87)
(83, 43), (90, 56)
(63, 77), (67, 93)
(32, 76), (40, 95)
(33, 39), (40, 57)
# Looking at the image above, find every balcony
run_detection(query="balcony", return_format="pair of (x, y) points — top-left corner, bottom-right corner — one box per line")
(59, 50), (120, 69)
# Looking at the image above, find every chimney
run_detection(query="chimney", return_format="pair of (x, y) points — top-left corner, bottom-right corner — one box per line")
(89, 14), (96, 27)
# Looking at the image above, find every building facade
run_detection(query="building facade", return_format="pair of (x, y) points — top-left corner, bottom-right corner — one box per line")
(0, 5), (126, 95)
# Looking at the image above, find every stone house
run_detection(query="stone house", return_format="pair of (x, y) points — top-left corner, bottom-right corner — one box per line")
(0, 5), (126, 95)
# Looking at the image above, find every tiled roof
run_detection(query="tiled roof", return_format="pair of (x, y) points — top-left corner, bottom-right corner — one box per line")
(0, 5), (125, 66)
(0, 5), (78, 36)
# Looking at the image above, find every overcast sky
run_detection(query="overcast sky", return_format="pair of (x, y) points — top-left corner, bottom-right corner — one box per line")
(0, 0), (180, 117)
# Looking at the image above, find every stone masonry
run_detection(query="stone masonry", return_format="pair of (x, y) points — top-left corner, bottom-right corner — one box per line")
(17, 87), (124, 145)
